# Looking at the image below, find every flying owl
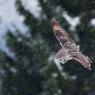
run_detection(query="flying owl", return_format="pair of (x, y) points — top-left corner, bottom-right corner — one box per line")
(51, 18), (92, 70)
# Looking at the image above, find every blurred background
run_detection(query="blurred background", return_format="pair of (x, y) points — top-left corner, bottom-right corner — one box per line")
(0, 0), (95, 95)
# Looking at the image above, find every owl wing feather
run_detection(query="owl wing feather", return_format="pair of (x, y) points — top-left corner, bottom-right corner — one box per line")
(70, 51), (91, 70)
(55, 48), (73, 64)
(51, 18), (92, 70)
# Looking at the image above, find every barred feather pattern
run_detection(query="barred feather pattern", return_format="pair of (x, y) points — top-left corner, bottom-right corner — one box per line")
(51, 18), (92, 70)
(64, 41), (79, 52)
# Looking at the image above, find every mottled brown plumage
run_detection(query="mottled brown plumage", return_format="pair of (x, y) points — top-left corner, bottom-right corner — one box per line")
(51, 18), (92, 70)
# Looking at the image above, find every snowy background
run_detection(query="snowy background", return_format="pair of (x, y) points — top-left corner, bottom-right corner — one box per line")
(0, 0), (41, 56)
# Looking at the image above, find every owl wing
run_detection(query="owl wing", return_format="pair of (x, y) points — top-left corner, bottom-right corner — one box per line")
(70, 51), (92, 70)
(51, 18), (69, 37)
(51, 18), (76, 47)
(55, 48), (73, 64)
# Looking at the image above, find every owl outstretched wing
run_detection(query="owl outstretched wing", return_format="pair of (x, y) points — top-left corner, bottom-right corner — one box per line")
(55, 48), (91, 70)
(70, 51), (92, 70)
(55, 48), (73, 64)
(51, 18), (75, 45)
(51, 18), (92, 70)
(51, 18), (79, 53)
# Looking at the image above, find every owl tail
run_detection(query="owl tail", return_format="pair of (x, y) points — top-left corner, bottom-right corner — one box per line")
(72, 52), (92, 70)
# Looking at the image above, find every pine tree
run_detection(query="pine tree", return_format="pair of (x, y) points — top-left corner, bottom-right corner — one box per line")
(1, 0), (95, 95)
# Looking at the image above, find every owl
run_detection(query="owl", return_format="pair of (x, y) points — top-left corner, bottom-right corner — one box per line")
(51, 18), (92, 70)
